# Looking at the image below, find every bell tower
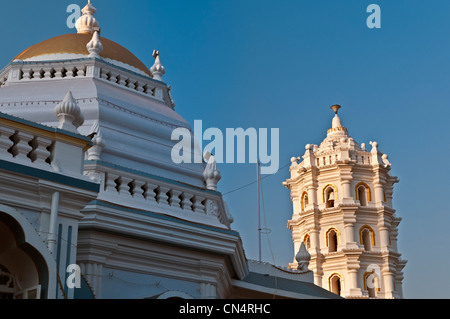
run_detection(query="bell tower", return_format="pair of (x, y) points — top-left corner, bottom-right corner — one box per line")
(283, 105), (407, 299)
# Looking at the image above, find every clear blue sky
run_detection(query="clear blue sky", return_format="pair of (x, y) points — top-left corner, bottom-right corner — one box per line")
(1, 0), (449, 299)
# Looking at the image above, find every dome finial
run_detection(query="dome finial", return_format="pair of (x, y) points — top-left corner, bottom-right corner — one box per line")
(75, 1), (100, 34)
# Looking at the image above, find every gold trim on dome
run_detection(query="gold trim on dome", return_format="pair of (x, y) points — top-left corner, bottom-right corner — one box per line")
(14, 34), (151, 76)
(327, 127), (348, 134)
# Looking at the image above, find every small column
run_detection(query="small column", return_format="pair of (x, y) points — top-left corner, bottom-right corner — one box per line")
(345, 269), (362, 297)
(308, 186), (319, 208)
(383, 271), (395, 298)
(343, 209), (358, 248)
(12, 131), (34, 162)
(156, 186), (171, 207)
(47, 192), (60, 254)
(143, 183), (158, 203)
(373, 182), (384, 205)
(132, 180), (146, 200)
(344, 223), (358, 248)
(117, 176), (133, 199)
(379, 226), (390, 250)
(168, 189), (182, 208)
(180, 192), (193, 211)
(192, 195), (206, 214)
(105, 173), (119, 193)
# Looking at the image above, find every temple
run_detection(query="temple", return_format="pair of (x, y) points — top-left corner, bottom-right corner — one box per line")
(0, 1), (338, 299)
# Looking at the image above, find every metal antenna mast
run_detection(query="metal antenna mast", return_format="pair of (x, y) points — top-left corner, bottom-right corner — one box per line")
(257, 159), (261, 262)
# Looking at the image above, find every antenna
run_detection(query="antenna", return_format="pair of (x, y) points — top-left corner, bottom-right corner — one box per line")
(257, 159), (261, 262)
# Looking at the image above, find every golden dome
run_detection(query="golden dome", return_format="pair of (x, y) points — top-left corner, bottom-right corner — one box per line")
(14, 33), (151, 76)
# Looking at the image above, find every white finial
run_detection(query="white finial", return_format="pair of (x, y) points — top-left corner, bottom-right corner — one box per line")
(54, 91), (84, 133)
(295, 242), (311, 272)
(87, 31), (103, 58)
(369, 141), (384, 165)
(87, 120), (106, 161)
(75, 1), (100, 34)
(150, 50), (166, 81)
(203, 153), (221, 191)
(331, 104), (343, 128)
(382, 154), (391, 167)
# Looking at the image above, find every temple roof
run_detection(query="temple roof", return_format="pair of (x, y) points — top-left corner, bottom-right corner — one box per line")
(14, 33), (151, 77)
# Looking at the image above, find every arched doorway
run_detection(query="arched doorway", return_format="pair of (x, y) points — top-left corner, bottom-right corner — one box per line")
(0, 208), (56, 299)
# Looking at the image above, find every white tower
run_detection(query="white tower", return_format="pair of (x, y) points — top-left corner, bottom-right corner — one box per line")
(283, 105), (407, 299)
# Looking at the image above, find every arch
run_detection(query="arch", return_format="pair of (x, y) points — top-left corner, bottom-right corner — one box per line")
(363, 271), (380, 298)
(300, 191), (309, 211)
(328, 273), (344, 296)
(322, 184), (338, 208)
(156, 291), (194, 299)
(325, 227), (340, 252)
(359, 225), (375, 250)
(0, 205), (57, 299)
(355, 182), (372, 203)
(303, 234), (311, 250)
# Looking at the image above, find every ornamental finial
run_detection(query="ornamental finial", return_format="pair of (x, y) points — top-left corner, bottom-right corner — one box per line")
(150, 50), (166, 81)
(330, 104), (344, 129)
(75, 1), (100, 34)
(295, 242), (311, 272)
(203, 152), (222, 191)
(330, 104), (341, 115)
(54, 91), (84, 133)
(86, 30), (103, 58)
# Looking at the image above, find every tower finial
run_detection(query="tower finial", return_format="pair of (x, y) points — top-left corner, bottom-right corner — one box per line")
(330, 104), (344, 129)
(330, 104), (341, 115)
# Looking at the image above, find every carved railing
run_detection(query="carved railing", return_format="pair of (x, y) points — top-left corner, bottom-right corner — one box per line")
(84, 161), (231, 228)
(0, 122), (53, 168)
(1, 59), (170, 107)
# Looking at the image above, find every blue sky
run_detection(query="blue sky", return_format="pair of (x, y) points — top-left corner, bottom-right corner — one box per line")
(1, 0), (449, 298)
